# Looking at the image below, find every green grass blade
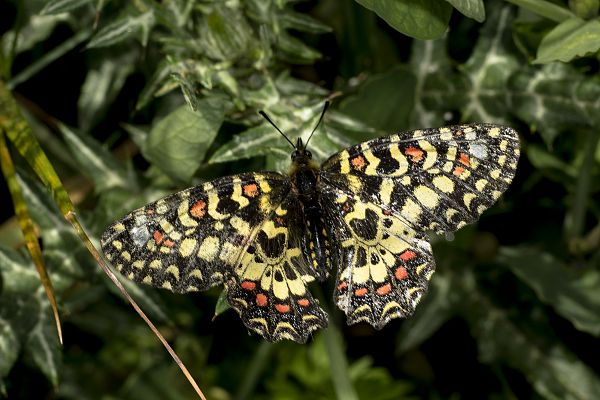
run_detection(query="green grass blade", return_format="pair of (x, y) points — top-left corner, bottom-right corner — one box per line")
(324, 324), (360, 400)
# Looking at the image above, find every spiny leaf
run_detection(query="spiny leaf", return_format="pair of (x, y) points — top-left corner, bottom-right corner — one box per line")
(497, 247), (600, 336)
(535, 18), (600, 64)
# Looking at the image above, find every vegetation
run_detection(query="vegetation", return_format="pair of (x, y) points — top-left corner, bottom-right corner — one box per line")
(1, 0), (600, 398)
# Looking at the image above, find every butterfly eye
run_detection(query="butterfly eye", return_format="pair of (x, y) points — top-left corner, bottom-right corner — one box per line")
(306, 150), (312, 159)
(291, 150), (299, 160)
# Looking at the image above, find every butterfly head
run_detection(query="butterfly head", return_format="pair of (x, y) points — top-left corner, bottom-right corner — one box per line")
(291, 138), (313, 164)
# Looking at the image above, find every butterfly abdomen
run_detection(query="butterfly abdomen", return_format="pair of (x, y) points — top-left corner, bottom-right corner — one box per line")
(291, 164), (331, 280)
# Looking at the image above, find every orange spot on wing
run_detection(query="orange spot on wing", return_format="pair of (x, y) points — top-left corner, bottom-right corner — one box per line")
(153, 230), (164, 244)
(376, 283), (392, 296)
(163, 239), (175, 247)
(241, 281), (256, 291)
(337, 281), (347, 291)
(351, 155), (366, 170)
(297, 298), (310, 307)
(256, 293), (268, 307)
(395, 266), (408, 280)
(243, 183), (259, 198)
(453, 166), (465, 176)
(354, 287), (368, 297)
(190, 200), (206, 218)
(383, 209), (392, 216)
(459, 152), (470, 166)
(405, 146), (424, 162)
(400, 250), (416, 261)
(275, 303), (290, 313)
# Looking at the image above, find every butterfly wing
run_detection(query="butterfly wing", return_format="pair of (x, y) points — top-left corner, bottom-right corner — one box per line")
(226, 192), (328, 343)
(319, 124), (519, 327)
(101, 172), (326, 342)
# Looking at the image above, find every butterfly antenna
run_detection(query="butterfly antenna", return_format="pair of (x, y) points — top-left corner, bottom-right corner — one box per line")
(259, 110), (296, 149)
(305, 101), (330, 147)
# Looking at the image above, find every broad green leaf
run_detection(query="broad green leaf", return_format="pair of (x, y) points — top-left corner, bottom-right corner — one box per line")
(508, 63), (600, 145)
(498, 247), (600, 336)
(535, 18), (600, 63)
(143, 100), (225, 182)
(57, 123), (133, 191)
(355, 0), (452, 40)
(0, 314), (19, 384)
(445, 0), (485, 22)
(86, 10), (155, 48)
(339, 66), (416, 132)
(469, 285), (600, 399)
(40, 0), (93, 15)
(395, 274), (454, 353)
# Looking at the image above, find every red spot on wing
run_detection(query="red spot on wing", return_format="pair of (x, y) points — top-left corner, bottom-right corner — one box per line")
(241, 281), (256, 291)
(400, 250), (416, 261)
(153, 230), (164, 244)
(459, 152), (470, 166)
(297, 298), (310, 307)
(163, 239), (175, 247)
(351, 155), (367, 171)
(354, 288), (368, 297)
(275, 303), (290, 313)
(243, 183), (259, 198)
(453, 166), (465, 176)
(395, 266), (408, 280)
(405, 146), (424, 162)
(190, 200), (206, 218)
(376, 283), (392, 296)
(256, 293), (268, 307)
(337, 281), (347, 291)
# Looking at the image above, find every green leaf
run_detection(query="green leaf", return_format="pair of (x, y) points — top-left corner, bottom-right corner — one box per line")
(86, 10), (155, 48)
(276, 32), (322, 63)
(355, 0), (452, 40)
(445, 0), (485, 22)
(461, 5), (520, 121)
(536, 18), (600, 63)
(508, 63), (600, 145)
(213, 289), (231, 318)
(143, 100), (225, 182)
(78, 55), (136, 131)
(0, 313), (19, 384)
(40, 0), (93, 15)
(460, 270), (600, 400)
(57, 123), (133, 191)
(498, 247), (600, 336)
(2, 14), (70, 55)
(505, 0), (575, 22)
(324, 325), (359, 400)
(339, 66), (416, 132)
(280, 11), (333, 33)
(198, 5), (253, 61)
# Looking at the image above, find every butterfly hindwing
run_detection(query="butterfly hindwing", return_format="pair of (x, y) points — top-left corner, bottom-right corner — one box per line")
(319, 124), (519, 328)
(226, 193), (328, 343)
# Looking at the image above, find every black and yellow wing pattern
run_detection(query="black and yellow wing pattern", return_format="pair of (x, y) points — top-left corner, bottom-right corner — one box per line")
(101, 123), (519, 342)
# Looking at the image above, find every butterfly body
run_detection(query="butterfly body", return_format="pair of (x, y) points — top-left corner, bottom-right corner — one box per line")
(101, 123), (520, 343)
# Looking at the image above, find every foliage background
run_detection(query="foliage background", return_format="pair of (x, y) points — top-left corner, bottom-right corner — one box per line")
(1, 0), (600, 399)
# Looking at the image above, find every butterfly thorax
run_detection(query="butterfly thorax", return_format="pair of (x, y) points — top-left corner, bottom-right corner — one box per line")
(289, 139), (330, 279)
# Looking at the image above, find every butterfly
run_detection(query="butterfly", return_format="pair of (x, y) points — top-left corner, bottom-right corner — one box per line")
(101, 102), (520, 343)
